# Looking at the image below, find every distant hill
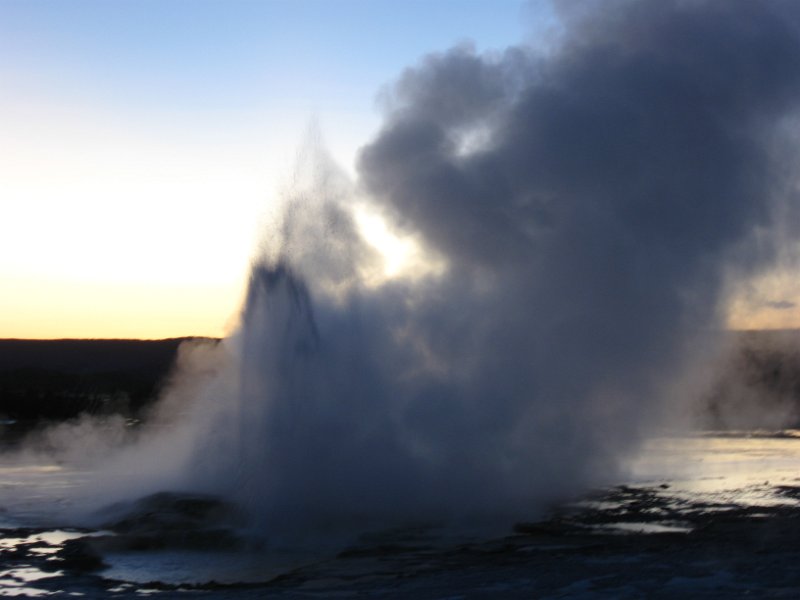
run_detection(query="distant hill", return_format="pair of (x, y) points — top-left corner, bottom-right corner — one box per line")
(703, 329), (800, 429)
(0, 338), (217, 424)
(0, 331), (798, 430)
(0, 338), (200, 374)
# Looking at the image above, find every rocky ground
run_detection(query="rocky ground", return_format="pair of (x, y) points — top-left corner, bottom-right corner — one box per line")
(3, 481), (800, 598)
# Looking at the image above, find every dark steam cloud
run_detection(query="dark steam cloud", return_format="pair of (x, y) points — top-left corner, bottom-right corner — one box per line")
(346, 0), (800, 513)
(765, 300), (796, 310)
(46, 0), (800, 537)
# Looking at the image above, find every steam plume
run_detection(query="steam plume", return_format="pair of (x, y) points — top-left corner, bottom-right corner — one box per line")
(19, 0), (800, 537)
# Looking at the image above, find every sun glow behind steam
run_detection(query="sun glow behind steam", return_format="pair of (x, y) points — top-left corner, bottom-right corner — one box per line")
(353, 206), (445, 285)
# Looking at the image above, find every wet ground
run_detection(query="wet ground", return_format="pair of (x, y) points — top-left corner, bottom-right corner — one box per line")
(3, 432), (800, 598)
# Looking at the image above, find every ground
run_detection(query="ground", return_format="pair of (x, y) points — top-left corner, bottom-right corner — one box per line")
(3, 480), (800, 598)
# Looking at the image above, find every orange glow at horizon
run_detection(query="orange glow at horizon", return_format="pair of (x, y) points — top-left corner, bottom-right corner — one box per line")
(0, 275), (245, 340)
(726, 267), (800, 332)
(727, 308), (800, 332)
(7, 260), (800, 339)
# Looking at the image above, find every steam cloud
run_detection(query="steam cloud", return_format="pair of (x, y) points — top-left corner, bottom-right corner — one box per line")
(18, 0), (800, 537)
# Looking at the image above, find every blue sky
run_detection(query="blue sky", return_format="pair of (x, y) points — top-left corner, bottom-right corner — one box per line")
(0, 0), (542, 338)
(1, 1), (533, 149)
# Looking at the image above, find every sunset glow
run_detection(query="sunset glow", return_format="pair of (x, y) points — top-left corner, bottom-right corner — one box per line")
(2, 0), (798, 338)
(1, 0), (524, 338)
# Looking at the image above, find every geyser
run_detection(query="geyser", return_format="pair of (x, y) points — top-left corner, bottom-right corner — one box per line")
(24, 0), (800, 538)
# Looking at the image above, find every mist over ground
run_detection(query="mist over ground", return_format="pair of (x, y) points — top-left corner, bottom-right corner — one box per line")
(7, 0), (800, 540)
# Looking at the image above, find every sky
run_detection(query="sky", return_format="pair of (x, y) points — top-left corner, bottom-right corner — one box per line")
(0, 0), (797, 339)
(0, 0), (538, 339)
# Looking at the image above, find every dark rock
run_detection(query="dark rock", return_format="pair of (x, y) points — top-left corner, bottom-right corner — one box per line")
(56, 538), (107, 571)
(97, 491), (246, 551)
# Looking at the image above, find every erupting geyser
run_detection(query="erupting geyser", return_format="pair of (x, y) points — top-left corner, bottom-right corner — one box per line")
(34, 0), (800, 540)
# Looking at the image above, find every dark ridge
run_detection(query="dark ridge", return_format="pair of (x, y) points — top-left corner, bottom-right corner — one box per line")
(0, 338), (215, 373)
(0, 332), (797, 430)
(703, 329), (800, 429)
(0, 337), (219, 428)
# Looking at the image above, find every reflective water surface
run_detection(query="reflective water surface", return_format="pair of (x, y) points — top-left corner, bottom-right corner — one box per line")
(1, 431), (800, 597)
